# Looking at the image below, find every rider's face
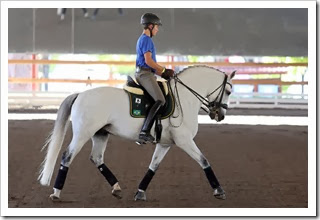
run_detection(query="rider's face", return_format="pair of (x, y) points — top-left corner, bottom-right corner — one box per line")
(151, 25), (159, 36)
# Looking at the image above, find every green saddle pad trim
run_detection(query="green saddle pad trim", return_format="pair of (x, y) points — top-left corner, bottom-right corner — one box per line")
(126, 88), (175, 119)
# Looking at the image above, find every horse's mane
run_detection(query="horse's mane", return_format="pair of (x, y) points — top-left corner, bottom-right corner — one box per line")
(176, 65), (226, 76)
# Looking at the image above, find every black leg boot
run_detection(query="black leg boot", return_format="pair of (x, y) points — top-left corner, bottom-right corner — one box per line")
(139, 100), (162, 143)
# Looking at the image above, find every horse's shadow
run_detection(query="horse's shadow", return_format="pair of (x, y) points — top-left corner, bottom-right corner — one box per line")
(50, 199), (78, 204)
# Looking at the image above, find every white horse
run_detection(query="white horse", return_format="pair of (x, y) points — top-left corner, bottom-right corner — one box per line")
(38, 65), (235, 201)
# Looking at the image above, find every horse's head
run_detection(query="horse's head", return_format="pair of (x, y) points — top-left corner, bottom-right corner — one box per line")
(208, 70), (235, 122)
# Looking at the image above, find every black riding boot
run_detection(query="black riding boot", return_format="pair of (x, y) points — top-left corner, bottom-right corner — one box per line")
(139, 100), (163, 143)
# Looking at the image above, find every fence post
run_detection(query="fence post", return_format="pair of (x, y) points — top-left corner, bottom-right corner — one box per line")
(31, 54), (37, 92)
(275, 93), (278, 106)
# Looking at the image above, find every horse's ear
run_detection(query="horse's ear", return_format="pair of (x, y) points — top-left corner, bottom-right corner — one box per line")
(229, 70), (236, 79)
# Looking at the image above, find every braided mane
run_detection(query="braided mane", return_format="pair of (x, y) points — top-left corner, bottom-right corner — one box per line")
(176, 65), (227, 76)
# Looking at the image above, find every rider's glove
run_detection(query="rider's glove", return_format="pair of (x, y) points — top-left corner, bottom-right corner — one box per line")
(161, 68), (175, 80)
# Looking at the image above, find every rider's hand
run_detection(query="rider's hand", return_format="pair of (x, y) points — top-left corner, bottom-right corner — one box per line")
(161, 68), (175, 80)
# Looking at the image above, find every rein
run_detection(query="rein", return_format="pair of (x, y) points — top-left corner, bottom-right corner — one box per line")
(168, 76), (184, 127)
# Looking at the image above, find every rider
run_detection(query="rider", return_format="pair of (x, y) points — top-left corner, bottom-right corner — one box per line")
(135, 12), (175, 143)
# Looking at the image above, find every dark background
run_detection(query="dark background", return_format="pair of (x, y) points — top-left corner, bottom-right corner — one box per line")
(8, 8), (307, 56)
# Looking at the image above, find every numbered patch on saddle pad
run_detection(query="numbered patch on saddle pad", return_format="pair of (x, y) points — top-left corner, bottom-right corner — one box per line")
(135, 98), (142, 104)
(126, 89), (175, 119)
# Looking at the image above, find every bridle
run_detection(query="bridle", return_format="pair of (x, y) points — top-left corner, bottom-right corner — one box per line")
(171, 73), (232, 115)
(167, 72), (233, 127)
(206, 74), (232, 113)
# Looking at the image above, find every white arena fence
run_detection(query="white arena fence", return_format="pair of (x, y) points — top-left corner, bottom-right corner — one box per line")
(8, 91), (308, 110)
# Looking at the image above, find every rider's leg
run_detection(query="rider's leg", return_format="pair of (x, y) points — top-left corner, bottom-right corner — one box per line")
(135, 143), (171, 200)
(173, 134), (226, 199)
(139, 100), (162, 142)
(135, 70), (165, 142)
(90, 128), (121, 199)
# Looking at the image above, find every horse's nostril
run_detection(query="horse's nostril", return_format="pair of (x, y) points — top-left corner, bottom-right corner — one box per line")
(221, 115), (225, 120)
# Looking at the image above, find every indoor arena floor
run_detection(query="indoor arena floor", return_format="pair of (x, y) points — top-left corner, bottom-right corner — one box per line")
(8, 109), (308, 208)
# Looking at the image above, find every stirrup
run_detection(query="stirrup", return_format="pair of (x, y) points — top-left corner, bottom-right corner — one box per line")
(139, 132), (155, 143)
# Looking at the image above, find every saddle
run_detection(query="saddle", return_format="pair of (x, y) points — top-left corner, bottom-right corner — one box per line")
(123, 76), (175, 142)
(124, 76), (174, 119)
(124, 76), (168, 95)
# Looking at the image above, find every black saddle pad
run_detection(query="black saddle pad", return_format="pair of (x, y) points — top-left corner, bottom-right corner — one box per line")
(125, 76), (175, 119)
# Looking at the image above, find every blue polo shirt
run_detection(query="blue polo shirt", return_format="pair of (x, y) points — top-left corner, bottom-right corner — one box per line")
(136, 34), (157, 72)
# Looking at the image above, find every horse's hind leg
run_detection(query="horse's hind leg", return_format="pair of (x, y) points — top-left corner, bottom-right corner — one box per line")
(174, 136), (226, 200)
(49, 134), (89, 201)
(90, 129), (121, 199)
(134, 143), (171, 201)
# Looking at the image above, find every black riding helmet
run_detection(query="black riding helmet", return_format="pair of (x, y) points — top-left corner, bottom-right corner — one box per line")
(140, 13), (162, 38)
(141, 13), (162, 26)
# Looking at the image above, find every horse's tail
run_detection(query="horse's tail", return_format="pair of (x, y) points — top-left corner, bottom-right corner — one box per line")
(38, 93), (79, 186)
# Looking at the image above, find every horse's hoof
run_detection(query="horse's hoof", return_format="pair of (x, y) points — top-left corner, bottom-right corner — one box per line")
(134, 190), (146, 201)
(49, 194), (60, 201)
(213, 186), (226, 200)
(112, 189), (122, 199)
(111, 182), (122, 199)
(135, 140), (146, 145)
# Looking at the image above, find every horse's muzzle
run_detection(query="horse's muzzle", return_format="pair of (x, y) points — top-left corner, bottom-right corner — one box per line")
(209, 110), (225, 121)
(209, 111), (216, 120)
(219, 114), (225, 121)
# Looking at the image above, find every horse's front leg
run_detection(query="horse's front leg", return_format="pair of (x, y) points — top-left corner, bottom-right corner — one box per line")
(173, 135), (226, 200)
(134, 143), (171, 201)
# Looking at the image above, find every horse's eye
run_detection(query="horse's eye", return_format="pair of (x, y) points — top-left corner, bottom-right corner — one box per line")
(226, 91), (231, 96)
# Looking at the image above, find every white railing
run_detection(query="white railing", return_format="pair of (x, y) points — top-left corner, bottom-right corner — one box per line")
(229, 92), (308, 109)
(8, 91), (71, 109)
(8, 91), (308, 110)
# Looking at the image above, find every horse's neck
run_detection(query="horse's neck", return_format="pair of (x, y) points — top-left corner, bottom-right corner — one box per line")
(169, 67), (225, 116)
(175, 67), (224, 98)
